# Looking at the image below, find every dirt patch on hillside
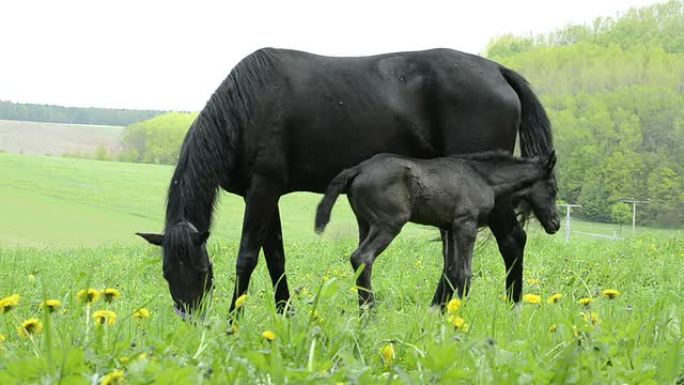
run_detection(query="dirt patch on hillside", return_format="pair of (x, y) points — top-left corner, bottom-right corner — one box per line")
(0, 120), (123, 156)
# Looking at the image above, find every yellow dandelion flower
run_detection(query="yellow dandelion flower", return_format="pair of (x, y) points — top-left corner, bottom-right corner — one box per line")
(132, 308), (150, 320)
(381, 343), (395, 367)
(41, 299), (62, 313)
(578, 297), (593, 307)
(547, 293), (562, 304)
(28, 274), (36, 282)
(0, 333), (5, 343)
(93, 310), (117, 326)
(0, 294), (20, 313)
(581, 311), (601, 326)
(102, 288), (121, 303)
(17, 318), (43, 338)
(446, 298), (462, 314)
(77, 289), (100, 304)
(235, 294), (248, 309)
(262, 330), (276, 341)
(118, 356), (130, 365)
(523, 294), (542, 305)
(549, 324), (557, 333)
(601, 289), (620, 299)
(100, 369), (124, 385)
(449, 315), (470, 331)
(527, 278), (541, 286)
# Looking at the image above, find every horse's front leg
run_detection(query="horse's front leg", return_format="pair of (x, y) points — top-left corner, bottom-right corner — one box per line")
(262, 208), (292, 314)
(230, 175), (281, 315)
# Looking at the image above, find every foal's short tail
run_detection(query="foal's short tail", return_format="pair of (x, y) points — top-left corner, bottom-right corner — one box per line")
(315, 166), (360, 233)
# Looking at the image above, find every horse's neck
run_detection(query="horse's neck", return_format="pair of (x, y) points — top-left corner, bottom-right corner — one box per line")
(475, 162), (542, 197)
(165, 136), (222, 232)
(166, 172), (218, 232)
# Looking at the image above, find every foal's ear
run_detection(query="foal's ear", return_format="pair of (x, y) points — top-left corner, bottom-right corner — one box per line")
(194, 231), (211, 245)
(136, 232), (164, 246)
(544, 151), (557, 174)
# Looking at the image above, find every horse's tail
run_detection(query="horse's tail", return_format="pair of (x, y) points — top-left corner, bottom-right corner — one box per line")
(499, 66), (553, 158)
(500, 66), (555, 227)
(315, 166), (360, 233)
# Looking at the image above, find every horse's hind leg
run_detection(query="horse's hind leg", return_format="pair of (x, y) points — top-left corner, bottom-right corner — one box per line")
(230, 175), (281, 314)
(488, 204), (527, 303)
(262, 208), (291, 314)
(350, 226), (399, 309)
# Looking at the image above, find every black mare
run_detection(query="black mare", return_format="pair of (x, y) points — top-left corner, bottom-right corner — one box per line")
(315, 151), (558, 309)
(136, 48), (558, 316)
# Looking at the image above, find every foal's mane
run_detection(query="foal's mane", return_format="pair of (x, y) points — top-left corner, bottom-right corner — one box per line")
(450, 150), (534, 165)
(451, 150), (544, 191)
(165, 49), (277, 231)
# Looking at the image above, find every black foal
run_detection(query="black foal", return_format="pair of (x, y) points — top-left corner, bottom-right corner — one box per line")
(315, 151), (557, 309)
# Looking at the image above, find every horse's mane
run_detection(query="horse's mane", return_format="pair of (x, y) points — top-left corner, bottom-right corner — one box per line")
(450, 150), (535, 164)
(165, 49), (277, 230)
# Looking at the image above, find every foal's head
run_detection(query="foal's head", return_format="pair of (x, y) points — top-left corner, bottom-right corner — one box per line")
(137, 222), (213, 317)
(518, 152), (560, 234)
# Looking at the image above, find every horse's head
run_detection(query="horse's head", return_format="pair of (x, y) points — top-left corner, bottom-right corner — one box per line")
(519, 152), (561, 234)
(136, 222), (213, 318)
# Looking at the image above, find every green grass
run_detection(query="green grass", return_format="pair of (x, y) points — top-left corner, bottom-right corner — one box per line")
(1, 236), (683, 384)
(1, 153), (683, 384)
(0, 153), (438, 247)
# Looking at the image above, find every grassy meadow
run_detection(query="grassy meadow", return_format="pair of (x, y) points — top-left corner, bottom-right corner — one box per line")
(1, 153), (684, 384)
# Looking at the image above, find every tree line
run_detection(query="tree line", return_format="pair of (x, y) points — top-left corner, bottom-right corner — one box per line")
(486, 0), (684, 227)
(119, 112), (197, 164)
(0, 100), (166, 126)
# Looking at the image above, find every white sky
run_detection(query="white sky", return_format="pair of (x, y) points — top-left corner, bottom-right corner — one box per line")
(0, 0), (665, 111)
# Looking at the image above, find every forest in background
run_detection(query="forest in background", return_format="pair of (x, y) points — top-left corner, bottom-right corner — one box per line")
(0, 100), (166, 126)
(117, 1), (684, 226)
(486, 0), (684, 226)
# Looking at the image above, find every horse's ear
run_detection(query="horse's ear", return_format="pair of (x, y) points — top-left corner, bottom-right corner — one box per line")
(195, 231), (210, 245)
(136, 232), (164, 246)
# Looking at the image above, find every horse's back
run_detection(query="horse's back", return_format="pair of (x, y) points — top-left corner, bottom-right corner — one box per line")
(231, 48), (522, 193)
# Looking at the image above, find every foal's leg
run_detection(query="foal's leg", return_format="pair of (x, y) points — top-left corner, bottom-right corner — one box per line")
(350, 226), (399, 309)
(443, 218), (478, 302)
(431, 229), (450, 307)
(488, 205), (527, 303)
(262, 208), (291, 314)
(229, 175), (281, 314)
(356, 216), (370, 245)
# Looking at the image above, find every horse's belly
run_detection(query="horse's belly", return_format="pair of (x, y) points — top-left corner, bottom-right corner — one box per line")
(285, 114), (436, 193)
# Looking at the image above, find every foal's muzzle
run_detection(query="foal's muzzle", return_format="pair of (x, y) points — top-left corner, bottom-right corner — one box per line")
(545, 217), (561, 234)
